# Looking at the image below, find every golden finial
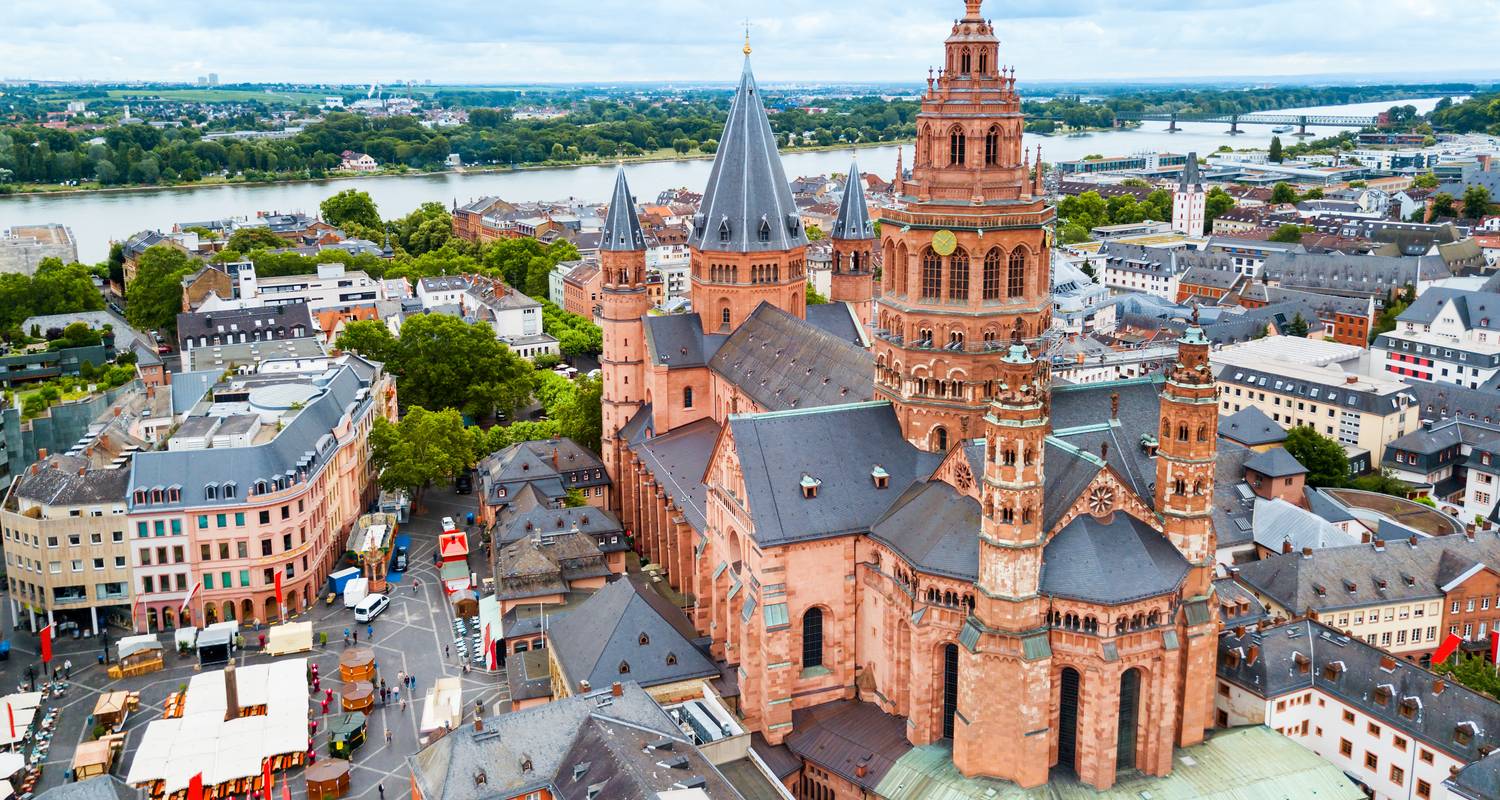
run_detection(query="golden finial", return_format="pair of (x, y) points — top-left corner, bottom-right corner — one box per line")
(743, 19), (752, 55)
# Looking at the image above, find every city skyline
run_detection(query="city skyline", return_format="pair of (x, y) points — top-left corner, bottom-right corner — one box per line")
(6, 0), (1498, 85)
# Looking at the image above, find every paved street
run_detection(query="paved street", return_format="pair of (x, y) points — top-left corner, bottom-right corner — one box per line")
(0, 486), (499, 799)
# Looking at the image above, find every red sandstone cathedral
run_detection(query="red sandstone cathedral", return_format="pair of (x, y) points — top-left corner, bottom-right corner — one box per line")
(600, 1), (1219, 791)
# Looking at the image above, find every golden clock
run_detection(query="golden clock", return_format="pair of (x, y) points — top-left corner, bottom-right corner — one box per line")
(931, 229), (957, 256)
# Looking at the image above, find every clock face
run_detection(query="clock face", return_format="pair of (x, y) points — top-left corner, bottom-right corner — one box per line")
(931, 229), (958, 256)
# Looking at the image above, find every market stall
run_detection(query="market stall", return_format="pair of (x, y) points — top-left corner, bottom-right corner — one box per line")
(337, 648), (375, 684)
(305, 759), (350, 800)
(418, 678), (462, 736)
(264, 622), (313, 656)
(195, 622), (238, 666)
(109, 635), (164, 680)
(338, 683), (373, 715)
(327, 715), (364, 759)
(90, 692), (135, 732)
(69, 735), (123, 781)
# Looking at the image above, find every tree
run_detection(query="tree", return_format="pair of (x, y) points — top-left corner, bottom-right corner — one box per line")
(1462, 185), (1494, 219)
(1283, 426), (1349, 487)
(1436, 654), (1500, 702)
(1268, 136), (1284, 163)
(1347, 469), (1413, 497)
(1270, 182), (1298, 205)
(125, 245), (196, 334)
(1204, 187), (1236, 225)
(806, 283), (828, 305)
(552, 376), (603, 454)
(369, 407), (475, 508)
(334, 319), (398, 363)
(375, 313), (533, 420)
(1270, 224), (1308, 244)
(53, 321), (101, 349)
(1371, 284), (1415, 343)
(1412, 172), (1439, 189)
(320, 189), (381, 230)
(1430, 193), (1457, 219)
(805, 224), (826, 242)
(1281, 312), (1310, 337)
(1080, 259), (1096, 280)
(225, 227), (287, 253)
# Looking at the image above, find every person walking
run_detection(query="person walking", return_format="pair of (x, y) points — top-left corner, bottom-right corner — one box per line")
(400, 697), (407, 713)
(366, 624), (373, 639)
(352, 630), (358, 644)
(384, 727), (392, 744)
(443, 644), (449, 659)
(63, 659), (72, 680)
(393, 685), (400, 704)
(396, 671), (405, 688)
(378, 785), (384, 800)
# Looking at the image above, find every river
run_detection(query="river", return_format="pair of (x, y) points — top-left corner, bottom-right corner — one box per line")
(0, 96), (1455, 263)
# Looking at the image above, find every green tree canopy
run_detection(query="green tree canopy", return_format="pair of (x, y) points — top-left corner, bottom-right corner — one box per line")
(1283, 426), (1349, 487)
(1462, 185), (1494, 219)
(320, 189), (381, 230)
(1281, 311), (1310, 337)
(125, 245), (196, 334)
(370, 407), (475, 504)
(1268, 136), (1284, 163)
(225, 227), (286, 253)
(1270, 182), (1298, 205)
(1270, 224), (1309, 244)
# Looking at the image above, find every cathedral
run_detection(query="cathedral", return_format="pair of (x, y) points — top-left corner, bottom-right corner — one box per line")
(600, 1), (1220, 791)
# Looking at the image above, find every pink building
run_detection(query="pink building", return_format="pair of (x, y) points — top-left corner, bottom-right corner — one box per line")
(126, 358), (396, 632)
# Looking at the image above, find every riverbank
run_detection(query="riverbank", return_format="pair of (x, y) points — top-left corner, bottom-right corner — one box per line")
(0, 138), (912, 200)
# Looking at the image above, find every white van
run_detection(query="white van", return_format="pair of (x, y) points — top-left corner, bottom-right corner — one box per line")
(353, 593), (389, 623)
(343, 577), (370, 608)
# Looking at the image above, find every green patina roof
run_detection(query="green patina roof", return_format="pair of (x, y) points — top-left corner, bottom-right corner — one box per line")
(873, 726), (1363, 800)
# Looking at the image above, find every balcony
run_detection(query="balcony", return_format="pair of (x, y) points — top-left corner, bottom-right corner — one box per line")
(879, 206), (1055, 232)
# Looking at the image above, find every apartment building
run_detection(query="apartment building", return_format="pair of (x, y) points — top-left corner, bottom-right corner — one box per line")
(125, 360), (396, 632)
(1218, 618), (1500, 800)
(0, 225), (78, 275)
(1374, 288), (1500, 391)
(176, 303), (314, 356)
(1214, 349), (1419, 466)
(1231, 534), (1500, 663)
(461, 279), (559, 361)
(1, 454), (132, 634)
(415, 276), (470, 310)
(192, 262), (387, 313)
(1098, 243), (1180, 300)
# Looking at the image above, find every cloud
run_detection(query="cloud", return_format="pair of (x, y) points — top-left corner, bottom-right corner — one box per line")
(5, 0), (1498, 84)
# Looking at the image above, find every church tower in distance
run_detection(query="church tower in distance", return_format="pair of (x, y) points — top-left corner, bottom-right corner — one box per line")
(598, 167), (651, 509)
(829, 160), (876, 327)
(873, 0), (1055, 452)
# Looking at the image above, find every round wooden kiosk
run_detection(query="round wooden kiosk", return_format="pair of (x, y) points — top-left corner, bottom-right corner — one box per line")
(339, 681), (374, 714)
(306, 758), (352, 800)
(338, 646), (376, 683)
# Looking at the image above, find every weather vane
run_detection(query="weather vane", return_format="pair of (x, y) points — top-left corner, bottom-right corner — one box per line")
(742, 19), (752, 56)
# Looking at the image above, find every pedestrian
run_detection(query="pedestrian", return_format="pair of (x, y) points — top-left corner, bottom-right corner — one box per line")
(378, 785), (384, 800)
(400, 697), (407, 713)
(396, 670), (405, 687)
(379, 686), (386, 704)
(444, 644), (449, 659)
(409, 674), (416, 689)
(394, 685), (400, 703)
(352, 630), (358, 644)
(366, 624), (373, 639)
(63, 659), (72, 679)
(385, 727), (392, 743)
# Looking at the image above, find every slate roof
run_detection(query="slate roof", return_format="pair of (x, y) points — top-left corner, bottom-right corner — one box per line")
(1213, 578), (1268, 628)
(1406, 379), (1500, 430)
(689, 58), (807, 254)
(1179, 265), (1240, 291)
(1251, 497), (1361, 554)
(33, 777), (135, 800)
(407, 682), (695, 800)
(708, 303), (872, 412)
(1220, 619), (1500, 770)
(1048, 377), (1165, 506)
(1398, 287), (1500, 330)
(551, 715), (745, 800)
(1039, 512), (1191, 605)
(785, 701), (911, 795)
(13, 455), (130, 507)
(546, 576), (717, 693)
(1232, 533), (1500, 614)
(1218, 405), (1286, 446)
(631, 417), (720, 532)
(1244, 446), (1306, 478)
(869, 481), (979, 581)
(643, 314), (726, 369)
(1260, 251), (1451, 297)
(830, 160), (873, 241)
(1178, 151), (1201, 190)
(1447, 749), (1500, 800)
(499, 506), (627, 553)
(1305, 486), (1357, 524)
(803, 302), (862, 345)
(728, 401), (941, 546)
(599, 167), (646, 253)
(129, 366), (370, 510)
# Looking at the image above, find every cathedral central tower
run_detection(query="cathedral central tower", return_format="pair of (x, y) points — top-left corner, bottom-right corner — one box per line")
(873, 0), (1055, 451)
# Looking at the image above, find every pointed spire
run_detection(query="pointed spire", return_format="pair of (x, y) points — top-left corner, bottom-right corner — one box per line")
(1179, 151), (1202, 191)
(689, 56), (807, 254)
(831, 160), (873, 241)
(601, 166), (645, 252)
(894, 146), (904, 194)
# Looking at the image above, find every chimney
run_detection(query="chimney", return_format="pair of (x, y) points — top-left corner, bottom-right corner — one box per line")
(579, 680), (591, 693)
(1301, 546), (1313, 558)
(1110, 392), (1119, 419)
(1409, 536), (1419, 547)
(1433, 679), (1446, 695)
(474, 712), (484, 732)
(1247, 645), (1260, 665)
(223, 662), (240, 721)
(611, 681), (623, 697)
(552, 447), (559, 469)
(1282, 540), (1293, 554)
(1345, 374), (1357, 385)
(78, 467), (85, 477)
(36, 448), (46, 460)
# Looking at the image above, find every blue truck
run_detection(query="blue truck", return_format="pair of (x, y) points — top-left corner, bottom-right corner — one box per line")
(390, 534), (412, 573)
(327, 567), (361, 596)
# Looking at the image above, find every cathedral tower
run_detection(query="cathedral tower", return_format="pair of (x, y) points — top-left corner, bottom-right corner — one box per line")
(688, 54), (809, 333)
(598, 167), (651, 509)
(829, 160), (876, 327)
(1171, 152), (1205, 238)
(952, 336), (1052, 787)
(874, 0), (1056, 451)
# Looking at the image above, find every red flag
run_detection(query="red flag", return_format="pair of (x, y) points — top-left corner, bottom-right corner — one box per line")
(262, 758), (272, 798)
(483, 624), (492, 671)
(188, 773), (203, 800)
(6, 703), (13, 739)
(1433, 632), (1463, 665)
(180, 581), (200, 618)
(274, 571), (283, 606)
(1490, 630), (1499, 664)
(39, 625), (51, 664)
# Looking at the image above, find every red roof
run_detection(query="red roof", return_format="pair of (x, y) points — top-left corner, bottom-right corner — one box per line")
(439, 530), (468, 559)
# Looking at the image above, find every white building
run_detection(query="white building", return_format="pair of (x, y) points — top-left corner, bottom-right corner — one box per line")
(1372, 288), (1500, 390)
(1219, 618), (1500, 800)
(415, 276), (471, 310)
(1172, 153), (1206, 238)
(1050, 257), (1115, 334)
(1098, 244), (1181, 301)
(196, 263), (386, 313)
(0, 225), (78, 275)
(461, 279), (559, 361)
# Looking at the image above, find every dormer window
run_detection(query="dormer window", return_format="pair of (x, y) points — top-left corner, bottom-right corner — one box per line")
(757, 217), (771, 243)
(1374, 685), (1392, 706)
(223, 482), (236, 499)
(1294, 652), (1310, 674)
(871, 465), (889, 489)
(800, 474), (821, 499)
(638, 633), (650, 646)
(718, 220), (731, 243)
(204, 484), (218, 501)
(618, 660), (631, 674)
(1455, 722), (1475, 746)
(666, 652), (677, 666)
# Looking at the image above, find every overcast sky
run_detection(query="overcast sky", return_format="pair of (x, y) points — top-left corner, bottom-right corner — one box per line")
(6, 0), (1498, 86)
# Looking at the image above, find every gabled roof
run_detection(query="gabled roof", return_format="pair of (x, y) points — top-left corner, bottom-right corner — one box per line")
(1251, 497), (1361, 553)
(708, 303), (872, 412)
(1244, 447), (1306, 478)
(689, 57), (807, 254)
(1218, 405), (1286, 446)
(868, 481), (979, 581)
(829, 161), (873, 241)
(599, 167), (646, 253)
(546, 576), (717, 693)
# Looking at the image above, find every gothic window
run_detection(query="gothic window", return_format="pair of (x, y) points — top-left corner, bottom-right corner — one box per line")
(1174, 478), (1186, 495)
(895, 242), (909, 295)
(984, 126), (1000, 166)
(1007, 248), (1026, 298)
(721, 307), (731, 327)
(683, 386), (694, 409)
(978, 50), (989, 75)
(802, 608), (824, 669)
(948, 248), (969, 301)
(1177, 423), (1188, 442)
(921, 248), (942, 300)
(949, 126), (966, 166)
(851, 251), (862, 272)
(919, 126), (932, 166)
(1197, 424), (1209, 442)
(983, 249), (1002, 300)
(960, 49), (972, 74)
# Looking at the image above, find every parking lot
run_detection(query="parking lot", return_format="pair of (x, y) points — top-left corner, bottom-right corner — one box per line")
(0, 486), (500, 799)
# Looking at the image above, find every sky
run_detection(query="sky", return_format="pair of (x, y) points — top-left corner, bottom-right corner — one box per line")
(5, 0), (1499, 86)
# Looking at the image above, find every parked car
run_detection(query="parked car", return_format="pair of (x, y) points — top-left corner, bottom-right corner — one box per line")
(353, 593), (389, 623)
(394, 547), (408, 572)
(455, 473), (472, 494)
(441, 516), (457, 532)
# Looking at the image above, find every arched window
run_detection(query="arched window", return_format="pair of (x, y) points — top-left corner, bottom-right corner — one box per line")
(720, 307), (731, 328)
(948, 248), (969, 301)
(638, 633), (650, 646)
(1007, 248), (1026, 298)
(959, 49), (972, 74)
(1197, 424), (1209, 442)
(949, 126), (966, 166)
(984, 126), (1000, 166)
(1177, 423), (1188, 442)
(978, 50), (988, 75)
(983, 249), (1002, 300)
(918, 126), (931, 166)
(683, 386), (694, 409)
(931, 426), (949, 452)
(802, 608), (824, 669)
(921, 248), (942, 300)
(894, 242), (908, 296)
